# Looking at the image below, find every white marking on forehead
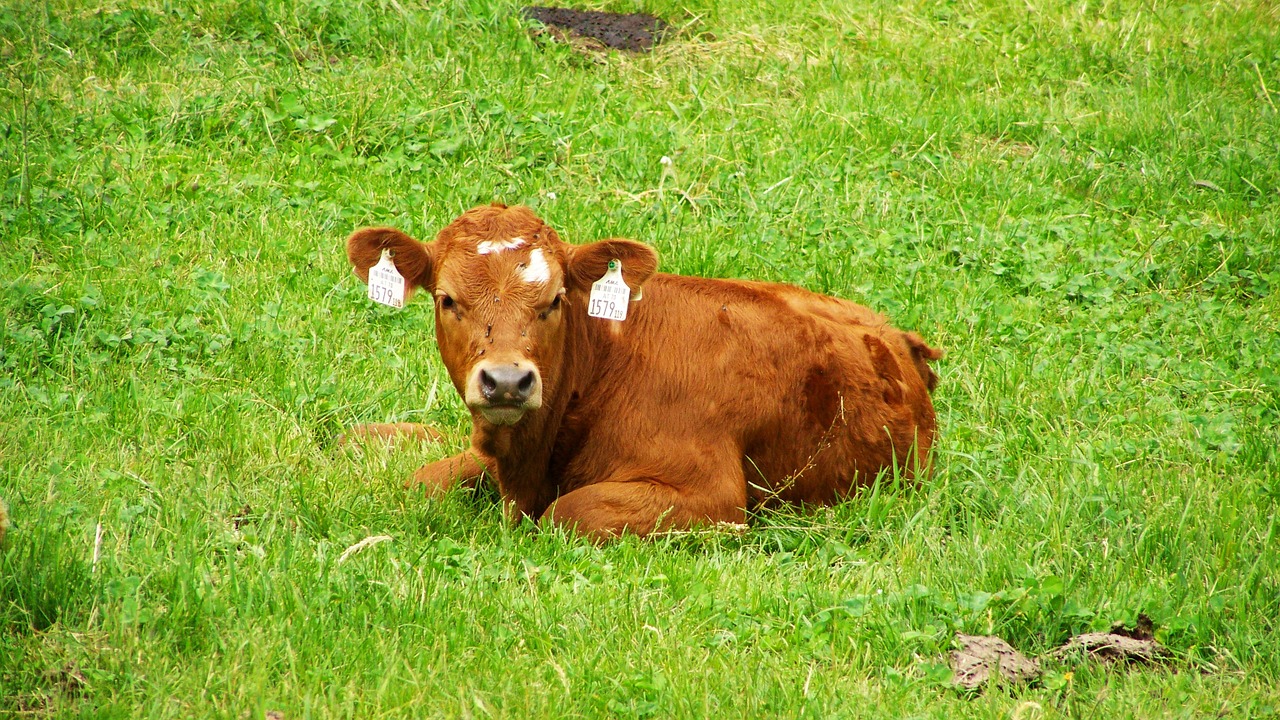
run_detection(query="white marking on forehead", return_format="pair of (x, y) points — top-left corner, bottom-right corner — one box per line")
(520, 248), (551, 284)
(477, 237), (526, 255)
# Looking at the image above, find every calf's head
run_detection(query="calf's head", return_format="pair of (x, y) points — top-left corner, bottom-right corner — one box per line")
(347, 204), (657, 427)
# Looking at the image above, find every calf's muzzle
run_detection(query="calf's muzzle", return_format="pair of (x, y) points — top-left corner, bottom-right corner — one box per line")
(465, 359), (543, 426)
(480, 365), (537, 405)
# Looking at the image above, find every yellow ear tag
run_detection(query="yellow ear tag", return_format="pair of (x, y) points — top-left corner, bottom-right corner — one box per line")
(368, 248), (406, 309)
(587, 259), (630, 321)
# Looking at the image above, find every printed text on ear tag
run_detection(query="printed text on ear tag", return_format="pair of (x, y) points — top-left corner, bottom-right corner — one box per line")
(588, 259), (630, 321)
(368, 249), (406, 308)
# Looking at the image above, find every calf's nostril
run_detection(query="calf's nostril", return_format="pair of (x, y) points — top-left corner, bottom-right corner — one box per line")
(477, 365), (538, 405)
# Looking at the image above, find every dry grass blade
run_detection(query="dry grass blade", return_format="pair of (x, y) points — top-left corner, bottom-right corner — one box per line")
(337, 535), (394, 564)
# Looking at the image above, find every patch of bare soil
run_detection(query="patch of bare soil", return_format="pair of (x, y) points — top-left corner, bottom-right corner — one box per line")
(42, 662), (88, 696)
(523, 7), (669, 52)
(229, 503), (255, 530)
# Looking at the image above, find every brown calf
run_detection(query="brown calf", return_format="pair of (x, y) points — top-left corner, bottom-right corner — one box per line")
(347, 204), (941, 540)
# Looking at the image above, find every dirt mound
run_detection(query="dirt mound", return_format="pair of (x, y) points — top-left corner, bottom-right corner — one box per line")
(1053, 614), (1167, 664)
(951, 634), (1042, 689)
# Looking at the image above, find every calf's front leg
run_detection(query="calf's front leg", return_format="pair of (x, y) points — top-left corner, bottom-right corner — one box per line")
(409, 449), (494, 496)
(540, 479), (746, 542)
(340, 423), (492, 495)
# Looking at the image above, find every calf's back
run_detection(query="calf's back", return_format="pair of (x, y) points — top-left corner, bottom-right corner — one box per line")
(547, 272), (938, 511)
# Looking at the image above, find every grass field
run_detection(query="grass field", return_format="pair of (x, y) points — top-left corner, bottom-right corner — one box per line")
(2, 0), (1279, 716)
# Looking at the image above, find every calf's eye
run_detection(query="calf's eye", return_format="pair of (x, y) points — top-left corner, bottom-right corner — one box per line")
(439, 295), (456, 311)
(538, 294), (562, 320)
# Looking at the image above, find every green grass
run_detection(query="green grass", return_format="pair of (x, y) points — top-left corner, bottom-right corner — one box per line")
(2, 0), (1278, 716)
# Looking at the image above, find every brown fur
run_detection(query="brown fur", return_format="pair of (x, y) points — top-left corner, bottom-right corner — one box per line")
(339, 422), (444, 446)
(346, 204), (942, 540)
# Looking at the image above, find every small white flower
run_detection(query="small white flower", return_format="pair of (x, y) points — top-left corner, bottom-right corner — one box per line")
(660, 155), (672, 165)
(547, 191), (557, 200)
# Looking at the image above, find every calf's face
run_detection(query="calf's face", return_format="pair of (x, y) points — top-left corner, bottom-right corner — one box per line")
(347, 205), (657, 427)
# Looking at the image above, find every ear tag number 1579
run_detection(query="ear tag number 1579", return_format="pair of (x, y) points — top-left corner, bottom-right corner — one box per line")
(588, 259), (630, 321)
(368, 248), (406, 308)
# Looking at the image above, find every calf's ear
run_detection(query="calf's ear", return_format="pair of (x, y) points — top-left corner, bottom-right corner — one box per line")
(566, 239), (658, 296)
(346, 227), (435, 292)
